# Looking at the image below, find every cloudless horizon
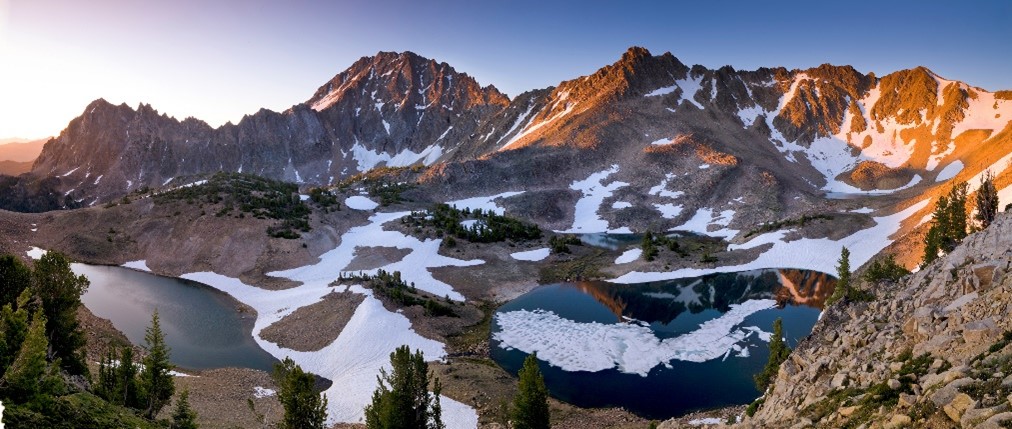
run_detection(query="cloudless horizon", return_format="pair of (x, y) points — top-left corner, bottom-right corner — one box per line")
(1, 0), (1010, 139)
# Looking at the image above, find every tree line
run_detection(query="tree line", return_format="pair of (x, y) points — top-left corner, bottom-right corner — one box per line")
(922, 170), (1000, 267)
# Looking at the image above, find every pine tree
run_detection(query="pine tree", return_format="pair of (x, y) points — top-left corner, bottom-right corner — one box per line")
(0, 289), (31, 378)
(946, 182), (969, 246)
(30, 251), (90, 375)
(365, 345), (443, 429)
(0, 308), (62, 404)
(826, 247), (851, 306)
(274, 357), (327, 429)
(754, 318), (791, 391)
(975, 169), (999, 229)
(511, 354), (550, 429)
(116, 346), (140, 408)
(922, 223), (942, 267)
(140, 310), (175, 418)
(170, 389), (199, 429)
(0, 254), (31, 308)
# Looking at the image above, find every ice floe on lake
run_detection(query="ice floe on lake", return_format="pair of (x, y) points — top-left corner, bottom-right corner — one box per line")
(492, 299), (777, 376)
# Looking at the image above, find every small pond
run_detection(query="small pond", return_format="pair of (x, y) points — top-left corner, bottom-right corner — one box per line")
(490, 269), (834, 419)
(76, 264), (278, 372)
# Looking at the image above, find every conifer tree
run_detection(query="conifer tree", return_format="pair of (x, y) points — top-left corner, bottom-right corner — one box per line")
(0, 289), (31, 377)
(754, 318), (791, 391)
(946, 182), (969, 246)
(274, 357), (327, 429)
(511, 354), (550, 429)
(116, 346), (140, 408)
(30, 251), (89, 375)
(0, 255), (31, 308)
(826, 247), (851, 305)
(0, 309), (50, 401)
(141, 310), (175, 418)
(365, 345), (443, 429)
(975, 169), (999, 229)
(170, 389), (199, 429)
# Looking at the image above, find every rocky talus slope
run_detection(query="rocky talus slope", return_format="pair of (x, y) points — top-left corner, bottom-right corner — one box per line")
(741, 212), (1012, 428)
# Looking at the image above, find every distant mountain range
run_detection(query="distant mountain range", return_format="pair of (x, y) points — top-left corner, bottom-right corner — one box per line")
(23, 47), (1012, 236)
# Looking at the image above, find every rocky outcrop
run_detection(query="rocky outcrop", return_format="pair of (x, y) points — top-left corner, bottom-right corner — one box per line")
(740, 212), (1012, 428)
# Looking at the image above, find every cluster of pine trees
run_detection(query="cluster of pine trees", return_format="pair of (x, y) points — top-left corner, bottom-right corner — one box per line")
(95, 311), (195, 427)
(922, 172), (1000, 267)
(407, 203), (542, 244)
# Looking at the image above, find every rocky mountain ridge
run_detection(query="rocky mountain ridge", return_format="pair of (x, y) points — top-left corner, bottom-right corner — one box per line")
(23, 48), (1012, 248)
(732, 212), (1012, 428)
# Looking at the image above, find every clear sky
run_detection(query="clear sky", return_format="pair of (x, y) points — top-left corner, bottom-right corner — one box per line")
(1, 0), (1010, 139)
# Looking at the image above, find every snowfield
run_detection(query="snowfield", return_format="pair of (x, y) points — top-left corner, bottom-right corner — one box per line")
(447, 191), (524, 215)
(558, 165), (630, 233)
(615, 248), (642, 264)
(345, 195), (379, 211)
(613, 199), (929, 283)
(182, 274), (477, 428)
(492, 299), (777, 376)
(510, 248), (551, 262)
(180, 211), (483, 428)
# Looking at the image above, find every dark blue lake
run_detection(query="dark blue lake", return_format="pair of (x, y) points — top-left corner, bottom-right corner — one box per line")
(490, 269), (834, 419)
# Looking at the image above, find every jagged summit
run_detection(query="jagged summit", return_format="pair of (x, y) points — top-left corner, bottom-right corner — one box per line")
(306, 50), (508, 112)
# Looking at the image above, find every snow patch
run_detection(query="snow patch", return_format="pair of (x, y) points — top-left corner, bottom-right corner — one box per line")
(447, 191), (524, 216)
(558, 165), (629, 233)
(26, 247), (46, 260)
(614, 199), (929, 283)
(935, 160), (964, 182)
(345, 195), (379, 211)
(122, 260), (151, 272)
(510, 248), (551, 262)
(612, 201), (633, 209)
(615, 248), (642, 264)
(653, 203), (683, 219)
(253, 386), (276, 398)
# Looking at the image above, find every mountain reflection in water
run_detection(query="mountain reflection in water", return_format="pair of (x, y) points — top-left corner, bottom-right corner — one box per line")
(567, 269), (834, 326)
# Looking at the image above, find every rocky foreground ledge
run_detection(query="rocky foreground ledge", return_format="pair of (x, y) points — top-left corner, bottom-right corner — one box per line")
(728, 212), (1012, 428)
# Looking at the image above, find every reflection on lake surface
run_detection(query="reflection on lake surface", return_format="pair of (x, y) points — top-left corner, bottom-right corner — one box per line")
(491, 269), (834, 419)
(76, 264), (278, 372)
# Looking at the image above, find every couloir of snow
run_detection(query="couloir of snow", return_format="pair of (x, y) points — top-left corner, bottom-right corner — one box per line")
(492, 299), (777, 376)
(558, 165), (629, 233)
(612, 200), (929, 283)
(510, 248), (551, 262)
